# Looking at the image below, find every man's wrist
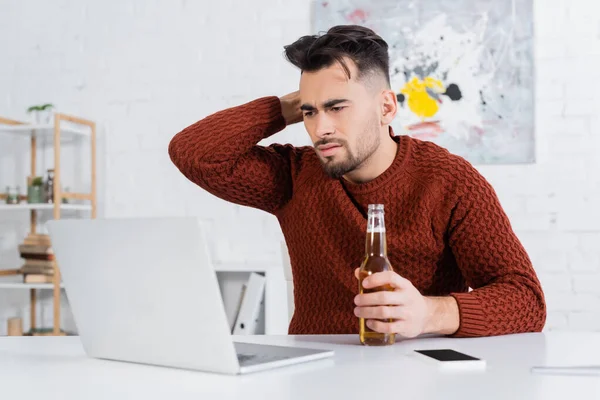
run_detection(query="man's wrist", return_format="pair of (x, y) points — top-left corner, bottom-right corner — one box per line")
(423, 296), (460, 336)
(279, 91), (303, 125)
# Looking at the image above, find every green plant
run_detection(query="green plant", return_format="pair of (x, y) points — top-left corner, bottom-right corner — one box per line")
(26, 103), (54, 113)
(31, 177), (43, 186)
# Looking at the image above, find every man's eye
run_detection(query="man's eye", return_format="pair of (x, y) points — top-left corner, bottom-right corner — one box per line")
(331, 106), (345, 112)
(303, 111), (314, 117)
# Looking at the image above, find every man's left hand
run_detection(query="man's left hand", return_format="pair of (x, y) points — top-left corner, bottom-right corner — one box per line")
(353, 268), (432, 338)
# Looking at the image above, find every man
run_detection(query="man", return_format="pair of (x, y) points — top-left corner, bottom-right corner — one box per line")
(168, 25), (546, 338)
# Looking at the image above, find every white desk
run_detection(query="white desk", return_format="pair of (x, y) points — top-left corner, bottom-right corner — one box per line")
(1, 332), (600, 399)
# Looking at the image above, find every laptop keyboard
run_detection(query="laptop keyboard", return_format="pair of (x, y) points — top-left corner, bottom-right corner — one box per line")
(237, 353), (285, 367)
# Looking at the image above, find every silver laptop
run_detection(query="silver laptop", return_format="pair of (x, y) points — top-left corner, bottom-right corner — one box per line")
(46, 217), (333, 375)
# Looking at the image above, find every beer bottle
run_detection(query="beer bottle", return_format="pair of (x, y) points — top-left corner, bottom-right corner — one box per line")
(358, 204), (395, 346)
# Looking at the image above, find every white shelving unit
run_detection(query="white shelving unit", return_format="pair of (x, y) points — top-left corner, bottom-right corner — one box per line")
(0, 113), (96, 336)
(214, 262), (289, 335)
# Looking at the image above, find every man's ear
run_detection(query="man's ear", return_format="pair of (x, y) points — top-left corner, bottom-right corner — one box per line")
(380, 89), (398, 126)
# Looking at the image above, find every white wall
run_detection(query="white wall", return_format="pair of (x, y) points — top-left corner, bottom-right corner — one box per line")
(0, 0), (599, 334)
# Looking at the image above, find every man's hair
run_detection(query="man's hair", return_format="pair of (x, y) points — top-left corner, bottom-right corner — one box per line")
(284, 25), (391, 87)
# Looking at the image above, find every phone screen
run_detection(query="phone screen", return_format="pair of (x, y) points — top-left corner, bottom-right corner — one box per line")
(415, 349), (480, 362)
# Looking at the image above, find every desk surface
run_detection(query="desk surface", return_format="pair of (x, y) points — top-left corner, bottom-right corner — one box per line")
(1, 332), (599, 399)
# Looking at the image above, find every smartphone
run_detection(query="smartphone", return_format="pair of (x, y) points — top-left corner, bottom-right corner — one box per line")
(413, 349), (486, 370)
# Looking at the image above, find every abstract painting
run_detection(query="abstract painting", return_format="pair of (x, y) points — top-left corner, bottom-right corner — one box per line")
(312, 0), (535, 164)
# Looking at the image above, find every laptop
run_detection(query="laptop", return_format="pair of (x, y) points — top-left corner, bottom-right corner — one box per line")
(46, 217), (334, 375)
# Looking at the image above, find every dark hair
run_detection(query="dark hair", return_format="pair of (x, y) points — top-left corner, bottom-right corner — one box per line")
(284, 25), (390, 87)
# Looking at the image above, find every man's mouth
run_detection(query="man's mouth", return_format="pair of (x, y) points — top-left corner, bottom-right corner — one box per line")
(317, 143), (342, 157)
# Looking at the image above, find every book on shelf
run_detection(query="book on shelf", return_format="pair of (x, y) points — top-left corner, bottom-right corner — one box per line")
(18, 244), (53, 255)
(21, 262), (55, 275)
(21, 268), (54, 277)
(231, 283), (248, 334)
(21, 258), (55, 269)
(23, 234), (51, 246)
(232, 272), (266, 335)
(23, 274), (54, 284)
(19, 233), (53, 256)
(19, 253), (54, 261)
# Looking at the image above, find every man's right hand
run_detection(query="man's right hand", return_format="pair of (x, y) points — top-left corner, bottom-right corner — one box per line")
(280, 91), (303, 125)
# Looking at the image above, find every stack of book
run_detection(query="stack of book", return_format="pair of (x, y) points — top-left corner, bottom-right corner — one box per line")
(18, 234), (55, 284)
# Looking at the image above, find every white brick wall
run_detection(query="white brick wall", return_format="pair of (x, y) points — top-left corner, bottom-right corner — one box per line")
(0, 0), (599, 334)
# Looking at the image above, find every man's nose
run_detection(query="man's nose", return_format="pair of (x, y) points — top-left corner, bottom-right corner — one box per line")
(314, 113), (335, 139)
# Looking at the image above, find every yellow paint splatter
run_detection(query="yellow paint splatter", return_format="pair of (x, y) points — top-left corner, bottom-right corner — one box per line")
(400, 76), (446, 119)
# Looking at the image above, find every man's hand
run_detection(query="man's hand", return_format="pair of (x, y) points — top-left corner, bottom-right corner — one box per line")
(353, 268), (460, 338)
(279, 91), (303, 125)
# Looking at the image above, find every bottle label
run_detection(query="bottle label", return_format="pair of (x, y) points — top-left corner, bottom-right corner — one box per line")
(367, 227), (386, 233)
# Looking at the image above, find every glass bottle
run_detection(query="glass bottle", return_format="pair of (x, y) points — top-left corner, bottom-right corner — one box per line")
(44, 169), (54, 203)
(358, 204), (396, 346)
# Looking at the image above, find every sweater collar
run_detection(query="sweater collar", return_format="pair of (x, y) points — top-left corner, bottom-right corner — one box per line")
(340, 127), (411, 194)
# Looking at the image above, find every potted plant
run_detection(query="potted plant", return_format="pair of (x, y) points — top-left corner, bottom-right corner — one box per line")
(27, 103), (55, 124)
(27, 176), (44, 204)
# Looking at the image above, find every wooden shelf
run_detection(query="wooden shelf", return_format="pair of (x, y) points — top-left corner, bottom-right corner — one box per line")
(0, 204), (91, 212)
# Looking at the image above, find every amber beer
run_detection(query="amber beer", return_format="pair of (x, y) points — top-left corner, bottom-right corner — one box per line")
(358, 204), (395, 346)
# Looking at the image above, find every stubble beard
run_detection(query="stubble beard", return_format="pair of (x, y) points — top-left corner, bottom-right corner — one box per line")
(317, 120), (381, 180)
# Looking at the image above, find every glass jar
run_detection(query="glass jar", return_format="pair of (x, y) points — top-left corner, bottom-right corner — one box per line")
(62, 186), (70, 204)
(5, 186), (20, 204)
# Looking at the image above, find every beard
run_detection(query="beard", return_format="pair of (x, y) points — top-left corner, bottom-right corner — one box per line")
(315, 118), (381, 180)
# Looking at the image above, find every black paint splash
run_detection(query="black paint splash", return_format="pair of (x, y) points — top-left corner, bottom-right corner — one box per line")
(443, 84), (462, 101)
(396, 93), (406, 107)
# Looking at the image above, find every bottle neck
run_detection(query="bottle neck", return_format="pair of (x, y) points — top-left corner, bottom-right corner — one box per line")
(366, 210), (387, 257)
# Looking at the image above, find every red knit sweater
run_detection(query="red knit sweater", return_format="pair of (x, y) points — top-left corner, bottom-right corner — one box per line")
(168, 96), (546, 337)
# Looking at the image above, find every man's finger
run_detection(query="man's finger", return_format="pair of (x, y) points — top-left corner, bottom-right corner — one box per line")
(354, 268), (360, 280)
(362, 271), (412, 290)
(366, 319), (419, 338)
(354, 290), (407, 306)
(354, 305), (405, 320)
(365, 319), (402, 334)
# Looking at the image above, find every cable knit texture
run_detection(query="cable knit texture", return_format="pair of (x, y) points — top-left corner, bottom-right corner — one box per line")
(168, 96), (547, 337)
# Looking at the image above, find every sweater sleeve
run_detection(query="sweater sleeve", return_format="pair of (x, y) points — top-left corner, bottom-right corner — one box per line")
(447, 167), (547, 337)
(168, 96), (297, 214)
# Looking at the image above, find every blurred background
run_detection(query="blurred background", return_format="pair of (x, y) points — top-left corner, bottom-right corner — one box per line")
(0, 0), (599, 336)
